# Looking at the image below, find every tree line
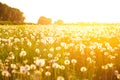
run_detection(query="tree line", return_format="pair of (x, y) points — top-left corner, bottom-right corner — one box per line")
(0, 2), (25, 24)
(37, 16), (64, 25)
(0, 2), (64, 25)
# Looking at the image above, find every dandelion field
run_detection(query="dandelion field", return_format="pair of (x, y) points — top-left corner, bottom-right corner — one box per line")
(0, 25), (120, 80)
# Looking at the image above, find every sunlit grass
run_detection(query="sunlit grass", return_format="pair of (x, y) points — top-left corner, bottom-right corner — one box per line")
(0, 24), (120, 80)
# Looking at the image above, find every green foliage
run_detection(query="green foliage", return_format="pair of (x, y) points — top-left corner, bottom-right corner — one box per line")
(38, 16), (52, 25)
(0, 2), (25, 24)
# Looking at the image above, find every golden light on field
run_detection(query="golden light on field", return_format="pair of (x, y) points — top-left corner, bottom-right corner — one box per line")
(1, 0), (120, 23)
(1, 1), (120, 80)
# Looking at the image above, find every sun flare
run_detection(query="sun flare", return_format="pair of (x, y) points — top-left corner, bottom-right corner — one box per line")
(1, 0), (120, 23)
(1, 0), (120, 80)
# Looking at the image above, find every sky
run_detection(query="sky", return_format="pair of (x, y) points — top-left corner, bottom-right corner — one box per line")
(1, 0), (120, 23)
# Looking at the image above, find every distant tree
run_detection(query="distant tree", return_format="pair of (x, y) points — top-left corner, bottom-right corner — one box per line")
(0, 2), (25, 24)
(38, 16), (52, 25)
(54, 19), (64, 25)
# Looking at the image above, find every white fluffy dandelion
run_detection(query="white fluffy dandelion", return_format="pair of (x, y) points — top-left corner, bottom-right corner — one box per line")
(56, 46), (61, 51)
(80, 66), (87, 72)
(101, 65), (108, 70)
(27, 40), (32, 46)
(2, 70), (11, 77)
(49, 47), (54, 52)
(48, 53), (53, 58)
(10, 64), (17, 69)
(30, 64), (36, 70)
(35, 48), (40, 53)
(60, 65), (65, 70)
(19, 49), (27, 57)
(64, 59), (70, 65)
(57, 76), (65, 80)
(52, 63), (59, 69)
(71, 59), (77, 64)
(117, 74), (120, 79)
(35, 59), (45, 67)
(45, 71), (51, 76)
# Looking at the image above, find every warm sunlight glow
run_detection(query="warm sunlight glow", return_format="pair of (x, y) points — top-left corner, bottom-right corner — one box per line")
(1, 1), (120, 80)
(1, 0), (120, 23)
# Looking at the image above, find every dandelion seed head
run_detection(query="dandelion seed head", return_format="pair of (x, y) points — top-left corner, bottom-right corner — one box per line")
(34, 70), (41, 75)
(11, 69), (17, 74)
(71, 59), (77, 64)
(10, 54), (15, 60)
(49, 47), (54, 52)
(64, 46), (68, 49)
(114, 70), (119, 75)
(45, 66), (51, 69)
(108, 55), (116, 60)
(35, 48), (40, 53)
(61, 42), (66, 47)
(64, 59), (70, 65)
(107, 63), (114, 68)
(117, 74), (120, 79)
(60, 65), (65, 70)
(101, 65), (108, 70)
(35, 59), (45, 67)
(56, 53), (61, 57)
(56, 46), (61, 51)
(57, 76), (65, 80)
(52, 63), (59, 69)
(19, 49), (27, 57)
(64, 52), (70, 56)
(45, 71), (51, 76)
(20, 65), (30, 74)
(104, 52), (109, 56)
(54, 57), (59, 61)
(14, 38), (20, 43)
(30, 64), (36, 70)
(23, 59), (28, 64)
(89, 51), (95, 55)
(2, 70), (11, 77)
(48, 53), (53, 58)
(69, 43), (74, 47)
(39, 68), (44, 72)
(27, 40), (32, 46)
(5, 59), (9, 63)
(11, 64), (17, 69)
(80, 66), (87, 72)
(43, 48), (47, 52)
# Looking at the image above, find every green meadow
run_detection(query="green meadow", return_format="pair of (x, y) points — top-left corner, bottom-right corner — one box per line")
(0, 25), (120, 80)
